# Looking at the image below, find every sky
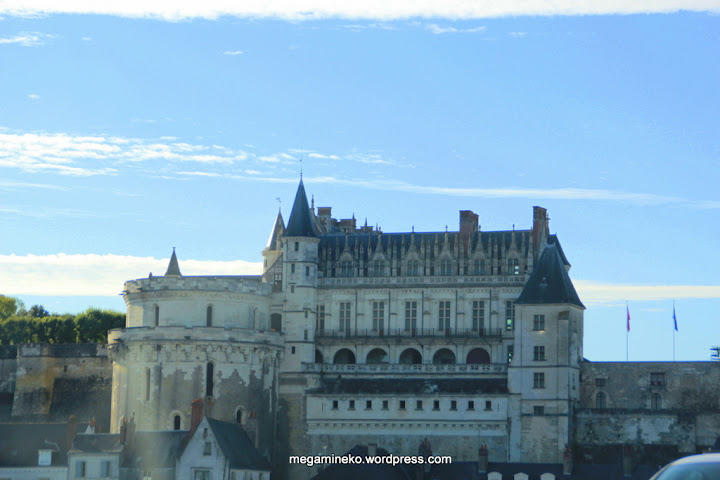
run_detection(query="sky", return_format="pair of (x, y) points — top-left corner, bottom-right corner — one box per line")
(1, 1), (719, 362)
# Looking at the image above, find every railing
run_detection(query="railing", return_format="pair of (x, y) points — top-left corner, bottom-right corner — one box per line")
(316, 327), (505, 339)
(302, 362), (508, 375)
(318, 274), (527, 287)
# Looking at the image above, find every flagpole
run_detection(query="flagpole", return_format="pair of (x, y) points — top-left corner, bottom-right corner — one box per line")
(626, 302), (629, 362)
(672, 300), (676, 362)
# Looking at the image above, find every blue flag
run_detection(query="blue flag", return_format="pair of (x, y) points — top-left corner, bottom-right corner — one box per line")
(673, 306), (678, 331)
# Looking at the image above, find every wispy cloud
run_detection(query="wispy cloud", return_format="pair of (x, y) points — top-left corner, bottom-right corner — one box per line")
(223, 50), (244, 55)
(575, 280), (720, 306)
(1, 1), (716, 21)
(426, 24), (486, 34)
(27, 93), (40, 101)
(0, 254), (262, 297)
(0, 31), (54, 46)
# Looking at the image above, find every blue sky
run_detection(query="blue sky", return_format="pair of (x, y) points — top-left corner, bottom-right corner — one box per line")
(1, 2), (719, 362)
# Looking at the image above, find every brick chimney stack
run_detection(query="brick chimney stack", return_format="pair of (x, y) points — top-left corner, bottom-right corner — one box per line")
(190, 398), (204, 436)
(532, 206), (549, 255)
(459, 210), (479, 250)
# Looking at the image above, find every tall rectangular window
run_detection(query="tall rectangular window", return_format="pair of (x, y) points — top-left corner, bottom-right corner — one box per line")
(404, 301), (417, 331)
(438, 301), (451, 331)
(507, 345), (514, 364)
(371, 260), (385, 277)
(101, 461), (111, 478)
(505, 301), (515, 330)
(533, 345), (546, 361)
(533, 372), (545, 389)
(472, 300), (485, 332)
(76, 461), (86, 478)
(406, 260), (419, 276)
(372, 301), (385, 332)
(533, 314), (545, 331)
(339, 302), (351, 333)
(316, 305), (325, 331)
(340, 261), (353, 277)
(439, 259), (452, 275)
(508, 258), (520, 275)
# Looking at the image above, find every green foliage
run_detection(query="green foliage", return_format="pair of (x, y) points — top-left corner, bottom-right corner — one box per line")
(0, 304), (125, 345)
(29, 304), (50, 318)
(0, 295), (19, 320)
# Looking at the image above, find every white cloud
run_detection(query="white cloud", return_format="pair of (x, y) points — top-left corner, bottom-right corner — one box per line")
(0, 31), (54, 46)
(27, 93), (40, 101)
(0, 1), (717, 20)
(223, 49), (244, 55)
(0, 253), (262, 297)
(426, 24), (486, 34)
(575, 280), (720, 306)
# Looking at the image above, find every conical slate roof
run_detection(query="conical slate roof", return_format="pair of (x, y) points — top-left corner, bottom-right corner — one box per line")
(517, 244), (584, 308)
(164, 248), (182, 277)
(265, 210), (285, 250)
(284, 180), (317, 237)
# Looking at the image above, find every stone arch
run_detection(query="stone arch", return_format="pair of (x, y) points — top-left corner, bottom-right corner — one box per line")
(315, 349), (324, 364)
(466, 348), (490, 364)
(399, 348), (422, 365)
(168, 410), (184, 430)
(270, 313), (282, 332)
(366, 348), (388, 364)
(235, 406), (244, 424)
(333, 348), (356, 364)
(433, 348), (456, 365)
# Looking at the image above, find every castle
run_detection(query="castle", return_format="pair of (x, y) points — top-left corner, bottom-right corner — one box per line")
(1, 179), (718, 480)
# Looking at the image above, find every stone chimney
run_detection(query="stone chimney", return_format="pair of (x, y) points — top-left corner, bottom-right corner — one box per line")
(190, 398), (204, 436)
(244, 411), (259, 447)
(459, 210), (479, 250)
(531, 206), (548, 255)
(317, 207), (332, 231)
(368, 443), (377, 457)
(67, 415), (78, 450)
(478, 444), (489, 474)
(562, 445), (573, 477)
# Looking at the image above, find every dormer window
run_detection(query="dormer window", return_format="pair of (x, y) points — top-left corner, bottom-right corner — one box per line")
(38, 449), (52, 466)
(508, 258), (520, 275)
(371, 260), (385, 277)
(406, 260), (420, 276)
(439, 259), (452, 275)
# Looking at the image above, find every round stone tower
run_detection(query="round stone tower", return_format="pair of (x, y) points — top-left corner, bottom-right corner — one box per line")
(108, 250), (283, 459)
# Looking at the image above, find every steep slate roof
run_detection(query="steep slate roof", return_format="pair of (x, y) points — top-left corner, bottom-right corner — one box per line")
(206, 417), (271, 471)
(165, 248), (182, 276)
(0, 422), (87, 467)
(313, 378), (508, 395)
(71, 433), (123, 453)
(516, 244), (585, 308)
(284, 180), (318, 237)
(311, 444), (413, 480)
(123, 431), (188, 468)
(265, 210), (285, 249)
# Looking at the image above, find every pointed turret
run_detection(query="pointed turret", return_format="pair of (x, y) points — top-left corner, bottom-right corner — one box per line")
(285, 180), (317, 237)
(516, 244), (584, 308)
(266, 210), (285, 250)
(165, 248), (182, 277)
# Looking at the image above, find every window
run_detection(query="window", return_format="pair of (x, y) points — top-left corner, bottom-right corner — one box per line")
(404, 301), (417, 331)
(316, 305), (325, 331)
(76, 461), (86, 478)
(533, 346), (546, 361)
(399, 400), (406, 410)
(145, 368), (151, 401)
(438, 301), (450, 331)
(332, 400), (338, 410)
(294, 241), (299, 251)
(505, 301), (515, 330)
(290, 286), (295, 293)
(467, 400), (475, 411)
(472, 300), (485, 332)
(101, 461), (111, 478)
(473, 259), (487, 275)
(651, 393), (661, 410)
(433, 400), (440, 411)
(507, 345), (514, 364)
(450, 400), (457, 411)
(203, 441), (212, 455)
(154, 305), (159, 326)
(371, 260), (385, 276)
(174, 415), (181, 430)
(206, 363), (214, 397)
(382, 400), (389, 410)
(194, 471), (210, 480)
(651, 372), (665, 386)
(372, 301), (385, 332)
(595, 378), (606, 387)
(534, 406), (545, 415)
(406, 260), (420, 276)
(305, 266), (310, 276)
(485, 400), (492, 411)
(533, 372), (545, 389)
(416, 400), (423, 410)
(291, 263), (295, 273)
(439, 259), (452, 275)
(291, 346), (296, 354)
(339, 302), (351, 333)
(366, 400), (372, 410)
(533, 315), (545, 331)
(508, 258), (520, 275)
(349, 400), (355, 410)
(596, 392), (606, 409)
(236, 409), (242, 423)
(206, 305), (213, 327)
(340, 261), (353, 277)
(143, 472), (152, 480)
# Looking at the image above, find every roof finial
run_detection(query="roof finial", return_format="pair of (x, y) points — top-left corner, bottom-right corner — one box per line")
(299, 148), (304, 179)
(276, 197), (282, 213)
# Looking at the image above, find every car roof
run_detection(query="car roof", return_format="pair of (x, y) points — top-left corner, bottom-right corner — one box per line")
(670, 453), (720, 465)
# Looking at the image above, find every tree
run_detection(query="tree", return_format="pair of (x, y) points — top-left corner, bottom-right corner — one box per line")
(0, 295), (18, 320)
(29, 305), (50, 318)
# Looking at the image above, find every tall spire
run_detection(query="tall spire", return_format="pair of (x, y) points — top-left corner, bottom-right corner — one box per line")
(165, 247), (182, 277)
(265, 210), (285, 250)
(285, 179), (317, 237)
